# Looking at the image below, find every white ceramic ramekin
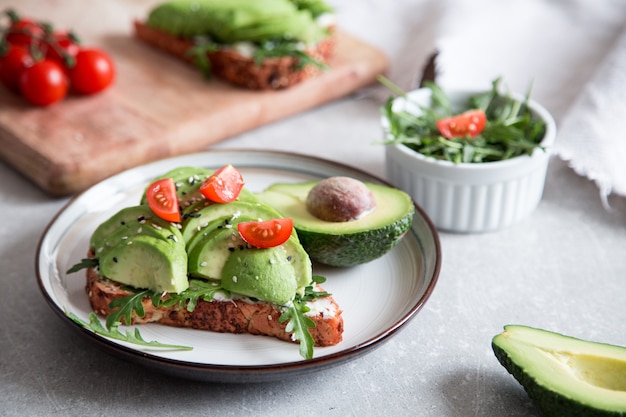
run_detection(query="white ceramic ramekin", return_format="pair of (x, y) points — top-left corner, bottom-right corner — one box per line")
(383, 88), (557, 233)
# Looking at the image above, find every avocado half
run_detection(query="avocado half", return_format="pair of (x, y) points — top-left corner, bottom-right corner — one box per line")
(256, 181), (414, 267)
(492, 325), (626, 417)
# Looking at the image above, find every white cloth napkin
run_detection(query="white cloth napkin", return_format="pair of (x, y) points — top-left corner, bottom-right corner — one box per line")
(553, 26), (626, 205)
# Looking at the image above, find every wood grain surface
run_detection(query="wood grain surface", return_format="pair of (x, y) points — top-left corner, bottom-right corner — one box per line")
(0, 1), (388, 196)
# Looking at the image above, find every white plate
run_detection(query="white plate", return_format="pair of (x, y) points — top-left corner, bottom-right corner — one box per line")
(37, 150), (441, 383)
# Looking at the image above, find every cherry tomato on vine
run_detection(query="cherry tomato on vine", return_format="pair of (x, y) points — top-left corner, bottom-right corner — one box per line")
(238, 218), (294, 249)
(146, 178), (181, 223)
(68, 48), (115, 94)
(200, 164), (245, 203)
(6, 18), (44, 47)
(436, 109), (487, 139)
(45, 31), (80, 66)
(18, 59), (68, 106)
(0, 44), (33, 92)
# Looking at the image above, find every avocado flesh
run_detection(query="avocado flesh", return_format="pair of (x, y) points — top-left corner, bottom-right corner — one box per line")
(181, 200), (284, 243)
(221, 245), (298, 305)
(255, 181), (415, 267)
(90, 205), (178, 251)
(146, 0), (329, 44)
(492, 325), (626, 416)
(99, 234), (188, 293)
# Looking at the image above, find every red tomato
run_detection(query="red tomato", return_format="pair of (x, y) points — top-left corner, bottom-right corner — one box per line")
(68, 48), (115, 94)
(146, 178), (181, 223)
(200, 164), (245, 203)
(0, 44), (33, 92)
(45, 31), (80, 66)
(238, 218), (294, 249)
(436, 109), (487, 139)
(6, 19), (45, 47)
(18, 59), (68, 106)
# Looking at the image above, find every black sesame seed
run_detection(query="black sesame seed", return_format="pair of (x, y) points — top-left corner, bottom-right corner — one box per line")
(287, 256), (293, 262)
(228, 247), (235, 252)
(167, 234), (175, 240)
(113, 257), (118, 263)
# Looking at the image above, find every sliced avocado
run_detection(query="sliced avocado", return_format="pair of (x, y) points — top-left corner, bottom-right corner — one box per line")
(492, 325), (626, 417)
(141, 166), (259, 212)
(146, 0), (329, 44)
(185, 214), (257, 254)
(140, 166), (213, 210)
(187, 226), (246, 281)
(188, 223), (311, 296)
(221, 245), (298, 305)
(181, 200), (284, 243)
(256, 181), (415, 267)
(98, 234), (188, 293)
(90, 205), (179, 253)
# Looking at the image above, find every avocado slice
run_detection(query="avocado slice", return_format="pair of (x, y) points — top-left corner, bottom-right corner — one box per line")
(188, 220), (311, 301)
(220, 245), (298, 305)
(492, 325), (626, 416)
(99, 234), (188, 293)
(185, 214), (257, 254)
(256, 181), (415, 267)
(181, 200), (284, 243)
(90, 205), (180, 253)
(140, 166), (212, 210)
(146, 0), (329, 44)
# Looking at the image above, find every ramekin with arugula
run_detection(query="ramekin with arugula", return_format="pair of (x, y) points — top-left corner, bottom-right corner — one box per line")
(380, 78), (557, 233)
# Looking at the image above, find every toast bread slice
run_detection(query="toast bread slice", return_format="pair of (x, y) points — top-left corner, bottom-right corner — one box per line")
(85, 252), (344, 347)
(133, 20), (336, 90)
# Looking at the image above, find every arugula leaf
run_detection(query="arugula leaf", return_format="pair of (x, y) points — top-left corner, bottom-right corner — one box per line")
(66, 311), (192, 351)
(280, 301), (316, 360)
(105, 288), (151, 329)
(380, 77), (546, 163)
(253, 40), (328, 70)
(66, 258), (99, 274)
(157, 279), (227, 312)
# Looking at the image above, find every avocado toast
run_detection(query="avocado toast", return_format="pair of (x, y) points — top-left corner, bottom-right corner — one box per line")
(133, 0), (336, 89)
(70, 165), (344, 360)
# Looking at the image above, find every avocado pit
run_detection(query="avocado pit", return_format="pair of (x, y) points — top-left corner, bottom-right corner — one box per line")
(306, 177), (376, 222)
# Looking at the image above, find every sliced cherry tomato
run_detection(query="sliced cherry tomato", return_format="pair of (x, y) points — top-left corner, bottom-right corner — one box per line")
(18, 59), (68, 106)
(68, 48), (115, 95)
(238, 218), (294, 249)
(6, 18), (45, 47)
(0, 44), (33, 92)
(200, 164), (245, 203)
(436, 109), (487, 139)
(146, 178), (181, 223)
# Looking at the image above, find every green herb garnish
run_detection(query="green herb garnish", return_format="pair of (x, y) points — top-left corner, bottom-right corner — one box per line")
(66, 311), (192, 350)
(279, 276), (328, 359)
(65, 274), (329, 359)
(380, 77), (546, 163)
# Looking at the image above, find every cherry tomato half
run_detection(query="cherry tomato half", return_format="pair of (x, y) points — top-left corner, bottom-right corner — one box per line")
(200, 164), (245, 203)
(238, 218), (294, 249)
(436, 109), (487, 139)
(18, 59), (68, 106)
(68, 48), (115, 95)
(146, 178), (181, 223)
(5, 18), (45, 47)
(0, 44), (33, 92)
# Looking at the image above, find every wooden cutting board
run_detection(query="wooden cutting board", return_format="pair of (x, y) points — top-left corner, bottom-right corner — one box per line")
(0, 4), (388, 196)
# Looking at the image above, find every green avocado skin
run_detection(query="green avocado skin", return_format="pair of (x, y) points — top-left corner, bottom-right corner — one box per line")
(298, 216), (413, 267)
(492, 325), (626, 417)
(256, 182), (415, 267)
(492, 343), (625, 417)
(146, 0), (329, 44)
